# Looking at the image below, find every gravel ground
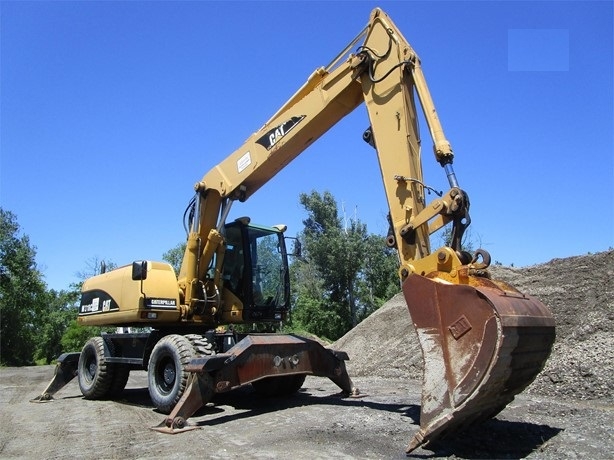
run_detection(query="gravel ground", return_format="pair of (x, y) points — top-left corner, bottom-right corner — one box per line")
(1, 251), (612, 458)
(490, 251), (614, 402)
(1, 368), (612, 459)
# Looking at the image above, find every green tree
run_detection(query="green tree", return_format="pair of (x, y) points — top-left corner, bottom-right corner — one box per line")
(290, 296), (346, 341)
(0, 209), (48, 365)
(162, 242), (186, 274)
(291, 191), (399, 340)
(58, 260), (117, 354)
(34, 288), (80, 363)
(60, 319), (111, 353)
(356, 234), (400, 321)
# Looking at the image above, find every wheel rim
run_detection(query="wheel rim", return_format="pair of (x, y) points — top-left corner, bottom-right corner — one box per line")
(84, 351), (96, 383)
(156, 356), (175, 394)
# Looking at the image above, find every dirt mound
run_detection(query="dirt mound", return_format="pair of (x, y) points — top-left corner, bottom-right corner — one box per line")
(335, 292), (422, 380)
(335, 250), (614, 402)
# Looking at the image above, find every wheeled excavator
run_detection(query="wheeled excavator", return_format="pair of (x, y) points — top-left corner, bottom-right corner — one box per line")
(33, 8), (555, 454)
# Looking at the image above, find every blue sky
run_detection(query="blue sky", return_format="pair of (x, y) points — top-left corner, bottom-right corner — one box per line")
(2, 1), (612, 291)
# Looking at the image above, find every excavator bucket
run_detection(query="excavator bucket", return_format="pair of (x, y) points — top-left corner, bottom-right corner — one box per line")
(402, 272), (555, 453)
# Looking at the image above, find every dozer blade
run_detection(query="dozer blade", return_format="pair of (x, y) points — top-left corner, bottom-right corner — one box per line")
(402, 273), (555, 453)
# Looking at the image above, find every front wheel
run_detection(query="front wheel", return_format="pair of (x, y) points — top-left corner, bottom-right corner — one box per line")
(148, 335), (194, 414)
(78, 337), (114, 399)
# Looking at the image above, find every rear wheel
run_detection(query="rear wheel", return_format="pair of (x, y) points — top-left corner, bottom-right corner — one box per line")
(148, 335), (194, 414)
(252, 374), (306, 397)
(78, 337), (114, 399)
(184, 334), (216, 355)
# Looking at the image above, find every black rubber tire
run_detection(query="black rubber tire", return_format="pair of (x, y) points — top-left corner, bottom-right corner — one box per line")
(108, 364), (130, 396)
(148, 335), (194, 414)
(78, 337), (114, 399)
(252, 374), (306, 397)
(183, 334), (216, 356)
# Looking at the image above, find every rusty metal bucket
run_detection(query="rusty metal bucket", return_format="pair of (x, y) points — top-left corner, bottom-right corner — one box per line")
(402, 272), (555, 453)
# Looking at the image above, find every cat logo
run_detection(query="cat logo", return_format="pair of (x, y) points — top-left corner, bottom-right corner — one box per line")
(256, 115), (306, 150)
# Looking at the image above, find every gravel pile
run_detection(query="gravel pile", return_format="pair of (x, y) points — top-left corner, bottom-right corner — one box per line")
(335, 250), (614, 402)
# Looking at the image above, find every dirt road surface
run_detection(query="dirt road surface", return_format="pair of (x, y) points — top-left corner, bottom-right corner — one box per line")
(2, 251), (612, 458)
(1, 365), (612, 459)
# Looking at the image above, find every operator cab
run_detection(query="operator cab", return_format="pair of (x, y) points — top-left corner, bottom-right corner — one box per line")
(222, 219), (290, 324)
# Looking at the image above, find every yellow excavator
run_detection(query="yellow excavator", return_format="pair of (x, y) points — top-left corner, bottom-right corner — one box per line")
(33, 8), (555, 454)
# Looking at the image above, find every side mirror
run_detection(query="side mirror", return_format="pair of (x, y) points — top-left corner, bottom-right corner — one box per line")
(132, 260), (148, 281)
(285, 237), (302, 259)
(293, 240), (302, 258)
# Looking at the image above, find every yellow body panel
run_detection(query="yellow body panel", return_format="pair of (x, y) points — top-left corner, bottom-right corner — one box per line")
(78, 261), (183, 327)
(218, 288), (244, 324)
